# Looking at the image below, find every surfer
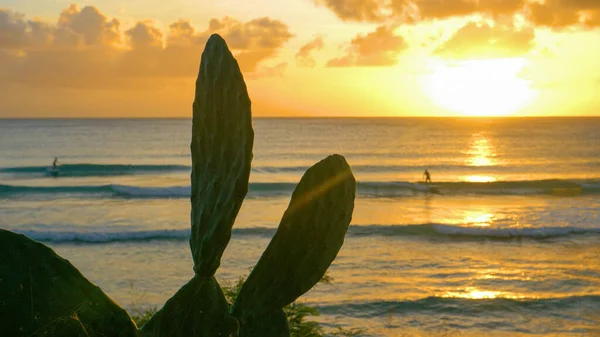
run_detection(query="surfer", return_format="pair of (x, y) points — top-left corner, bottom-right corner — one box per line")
(423, 169), (432, 183)
(52, 157), (58, 170)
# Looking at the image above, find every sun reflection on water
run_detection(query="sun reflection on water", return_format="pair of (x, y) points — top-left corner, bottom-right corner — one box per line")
(463, 175), (496, 183)
(465, 133), (496, 167)
(464, 210), (494, 227)
(462, 133), (499, 183)
(443, 287), (526, 300)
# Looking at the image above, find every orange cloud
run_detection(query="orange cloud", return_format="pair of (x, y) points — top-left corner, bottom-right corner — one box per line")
(313, 0), (528, 22)
(296, 36), (325, 67)
(57, 4), (120, 47)
(417, 0), (526, 18)
(435, 21), (535, 59)
(0, 5), (293, 89)
(483, 0), (526, 16)
(0, 9), (53, 49)
(126, 21), (163, 49)
(313, 0), (600, 29)
(206, 16), (294, 49)
(327, 25), (407, 66)
(250, 62), (289, 78)
(312, 0), (388, 22)
(414, 0), (478, 19)
(528, 0), (600, 28)
(168, 20), (202, 47)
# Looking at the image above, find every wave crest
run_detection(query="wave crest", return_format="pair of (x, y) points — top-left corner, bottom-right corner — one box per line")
(13, 224), (599, 244)
(313, 295), (600, 317)
(2, 179), (599, 199)
(0, 164), (189, 177)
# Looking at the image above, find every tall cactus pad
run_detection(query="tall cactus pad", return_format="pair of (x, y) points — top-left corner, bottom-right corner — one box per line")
(0, 230), (137, 337)
(190, 34), (254, 277)
(232, 154), (355, 335)
(142, 33), (251, 336)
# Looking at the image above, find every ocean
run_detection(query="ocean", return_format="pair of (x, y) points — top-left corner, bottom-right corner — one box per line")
(0, 118), (599, 336)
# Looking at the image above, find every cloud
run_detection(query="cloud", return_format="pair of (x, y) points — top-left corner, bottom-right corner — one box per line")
(0, 6), (123, 87)
(312, 0), (388, 22)
(327, 25), (407, 67)
(0, 9), (54, 49)
(125, 21), (163, 49)
(0, 6), (293, 89)
(416, 0), (526, 19)
(296, 36), (325, 67)
(312, 0), (529, 23)
(312, 0), (600, 28)
(483, 0), (526, 16)
(167, 19), (201, 47)
(119, 16), (293, 78)
(206, 16), (294, 49)
(57, 4), (121, 47)
(251, 62), (288, 78)
(435, 21), (535, 59)
(201, 17), (294, 71)
(0, 10), (27, 49)
(528, 0), (600, 28)
(414, 0), (478, 19)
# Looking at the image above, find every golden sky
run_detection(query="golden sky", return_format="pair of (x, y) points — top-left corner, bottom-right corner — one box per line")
(0, 0), (599, 117)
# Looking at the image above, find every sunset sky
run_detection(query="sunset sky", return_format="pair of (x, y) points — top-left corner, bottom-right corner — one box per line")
(1, 0), (599, 117)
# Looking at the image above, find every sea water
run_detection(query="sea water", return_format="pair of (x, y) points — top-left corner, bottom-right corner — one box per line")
(0, 118), (599, 336)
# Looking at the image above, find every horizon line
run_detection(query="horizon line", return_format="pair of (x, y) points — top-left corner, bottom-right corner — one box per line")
(2, 115), (600, 120)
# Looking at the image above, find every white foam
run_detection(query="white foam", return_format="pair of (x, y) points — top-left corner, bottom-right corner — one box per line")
(110, 184), (191, 197)
(432, 224), (598, 238)
(17, 229), (190, 243)
(580, 182), (600, 189)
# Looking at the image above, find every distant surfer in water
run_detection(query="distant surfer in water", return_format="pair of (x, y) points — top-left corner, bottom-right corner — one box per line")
(52, 157), (58, 170)
(423, 169), (432, 183)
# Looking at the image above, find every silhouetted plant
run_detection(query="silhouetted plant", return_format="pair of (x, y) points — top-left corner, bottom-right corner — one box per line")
(0, 33), (356, 337)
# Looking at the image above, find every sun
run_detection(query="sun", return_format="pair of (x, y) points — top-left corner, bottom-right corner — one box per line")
(419, 58), (539, 117)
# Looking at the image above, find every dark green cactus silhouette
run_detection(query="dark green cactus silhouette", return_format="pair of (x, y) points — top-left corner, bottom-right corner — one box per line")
(231, 155), (355, 336)
(0, 33), (356, 337)
(0, 229), (139, 336)
(143, 33), (356, 337)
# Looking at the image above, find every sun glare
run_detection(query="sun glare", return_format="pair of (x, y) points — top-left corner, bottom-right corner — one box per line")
(465, 133), (496, 167)
(461, 133), (498, 182)
(464, 210), (494, 227)
(419, 58), (539, 116)
(443, 287), (527, 300)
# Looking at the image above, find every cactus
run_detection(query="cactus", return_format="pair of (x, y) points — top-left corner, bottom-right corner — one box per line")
(0, 33), (356, 337)
(140, 33), (251, 337)
(140, 276), (238, 336)
(231, 155), (355, 336)
(143, 33), (356, 336)
(0, 230), (138, 336)
(189, 34), (254, 278)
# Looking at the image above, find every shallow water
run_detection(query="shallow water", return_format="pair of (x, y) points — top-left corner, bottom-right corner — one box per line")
(1, 118), (599, 336)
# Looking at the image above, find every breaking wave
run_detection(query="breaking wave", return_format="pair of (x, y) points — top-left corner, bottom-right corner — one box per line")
(0, 164), (189, 178)
(12, 224), (599, 244)
(312, 295), (600, 318)
(1, 179), (599, 199)
(4, 162), (600, 178)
